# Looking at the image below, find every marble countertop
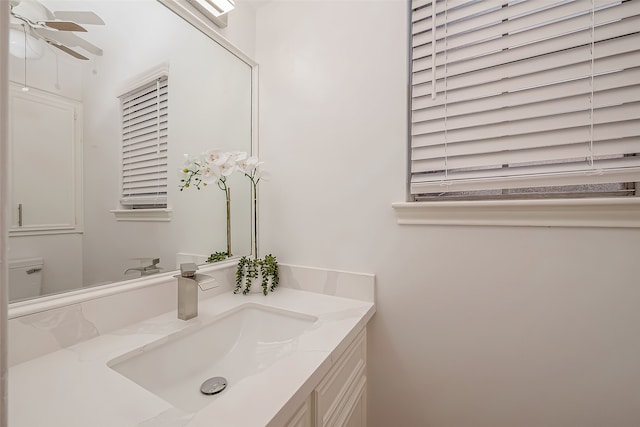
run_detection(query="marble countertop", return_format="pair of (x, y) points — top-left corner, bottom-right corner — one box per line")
(9, 288), (375, 427)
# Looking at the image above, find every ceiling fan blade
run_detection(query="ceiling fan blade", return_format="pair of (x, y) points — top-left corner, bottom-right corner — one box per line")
(46, 40), (89, 60)
(53, 11), (104, 26)
(12, 11), (87, 32)
(13, 1), (101, 59)
(40, 20), (86, 32)
(35, 28), (102, 56)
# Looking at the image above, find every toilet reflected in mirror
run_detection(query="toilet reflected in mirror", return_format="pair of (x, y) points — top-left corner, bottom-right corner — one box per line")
(8, 257), (44, 302)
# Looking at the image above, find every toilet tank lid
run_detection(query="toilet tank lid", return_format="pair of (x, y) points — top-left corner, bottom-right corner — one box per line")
(8, 257), (44, 269)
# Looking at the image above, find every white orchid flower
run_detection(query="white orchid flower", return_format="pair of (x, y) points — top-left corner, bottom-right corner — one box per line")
(254, 167), (269, 182)
(179, 154), (205, 190)
(236, 155), (261, 174)
(202, 163), (222, 183)
(181, 154), (199, 171)
(220, 157), (237, 177)
(229, 151), (248, 163)
(205, 149), (230, 166)
(180, 149), (266, 191)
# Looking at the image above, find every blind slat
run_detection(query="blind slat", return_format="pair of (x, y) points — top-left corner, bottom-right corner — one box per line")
(122, 99), (168, 127)
(414, 0), (638, 55)
(413, 121), (640, 161)
(121, 79), (168, 105)
(413, 15), (640, 78)
(412, 33), (640, 94)
(123, 125), (167, 147)
(413, 0), (526, 42)
(411, 159), (640, 194)
(122, 129), (168, 148)
(412, 103), (640, 147)
(413, 137), (640, 172)
(412, 85), (640, 135)
(122, 89), (167, 112)
(123, 112), (168, 137)
(414, 70), (640, 122)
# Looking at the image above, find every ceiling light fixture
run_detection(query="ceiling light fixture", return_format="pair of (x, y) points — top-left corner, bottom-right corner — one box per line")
(186, 0), (235, 28)
(9, 27), (44, 59)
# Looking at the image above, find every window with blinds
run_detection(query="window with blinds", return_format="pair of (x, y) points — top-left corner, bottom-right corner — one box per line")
(409, 0), (640, 201)
(119, 75), (168, 208)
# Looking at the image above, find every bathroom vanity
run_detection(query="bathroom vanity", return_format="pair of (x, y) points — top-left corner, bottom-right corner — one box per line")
(7, 264), (375, 427)
(285, 328), (367, 427)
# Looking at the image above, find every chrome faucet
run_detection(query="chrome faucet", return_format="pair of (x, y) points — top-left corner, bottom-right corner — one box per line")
(124, 258), (161, 276)
(175, 263), (214, 320)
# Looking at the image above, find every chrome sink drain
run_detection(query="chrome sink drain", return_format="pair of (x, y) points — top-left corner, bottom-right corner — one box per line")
(200, 376), (227, 395)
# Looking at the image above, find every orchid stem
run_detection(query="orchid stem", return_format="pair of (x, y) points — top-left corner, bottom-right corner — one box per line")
(226, 186), (232, 257)
(252, 179), (258, 260)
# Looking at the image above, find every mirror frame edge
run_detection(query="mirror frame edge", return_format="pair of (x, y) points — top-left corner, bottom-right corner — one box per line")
(7, 0), (260, 320)
(1, 2), (10, 427)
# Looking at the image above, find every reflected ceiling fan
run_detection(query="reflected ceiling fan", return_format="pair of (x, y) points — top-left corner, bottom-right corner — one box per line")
(9, 0), (104, 60)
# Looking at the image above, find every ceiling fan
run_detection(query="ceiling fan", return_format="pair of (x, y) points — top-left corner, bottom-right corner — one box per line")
(9, 0), (104, 60)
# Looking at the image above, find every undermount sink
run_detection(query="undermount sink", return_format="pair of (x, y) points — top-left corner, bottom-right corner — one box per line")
(108, 303), (318, 412)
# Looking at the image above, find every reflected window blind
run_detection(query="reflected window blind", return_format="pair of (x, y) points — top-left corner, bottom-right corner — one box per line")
(410, 0), (640, 199)
(119, 76), (168, 207)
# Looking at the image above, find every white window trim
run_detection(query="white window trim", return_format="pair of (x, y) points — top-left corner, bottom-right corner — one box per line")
(110, 208), (172, 222)
(393, 197), (640, 228)
(117, 62), (170, 99)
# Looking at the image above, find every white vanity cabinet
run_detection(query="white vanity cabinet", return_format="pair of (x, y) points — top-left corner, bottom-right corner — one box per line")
(8, 284), (375, 427)
(286, 329), (367, 427)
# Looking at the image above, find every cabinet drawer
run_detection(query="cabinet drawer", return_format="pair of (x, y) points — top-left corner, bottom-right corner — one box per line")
(315, 329), (366, 427)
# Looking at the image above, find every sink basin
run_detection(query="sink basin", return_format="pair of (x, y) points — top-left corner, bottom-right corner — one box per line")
(108, 303), (318, 412)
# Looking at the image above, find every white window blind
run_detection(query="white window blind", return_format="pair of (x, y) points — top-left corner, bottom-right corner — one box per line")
(120, 76), (168, 207)
(410, 0), (640, 199)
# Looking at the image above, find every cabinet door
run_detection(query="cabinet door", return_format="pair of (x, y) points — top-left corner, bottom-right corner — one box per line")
(315, 329), (367, 427)
(337, 377), (366, 427)
(286, 396), (313, 427)
(9, 83), (83, 234)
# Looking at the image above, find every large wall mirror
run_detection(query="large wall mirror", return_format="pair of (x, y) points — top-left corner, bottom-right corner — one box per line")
(7, 0), (254, 303)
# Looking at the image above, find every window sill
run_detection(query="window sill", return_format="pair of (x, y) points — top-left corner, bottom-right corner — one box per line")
(110, 209), (172, 222)
(392, 198), (640, 228)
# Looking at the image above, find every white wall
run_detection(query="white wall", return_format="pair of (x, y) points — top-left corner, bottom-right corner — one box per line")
(255, 1), (640, 426)
(218, 0), (257, 59)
